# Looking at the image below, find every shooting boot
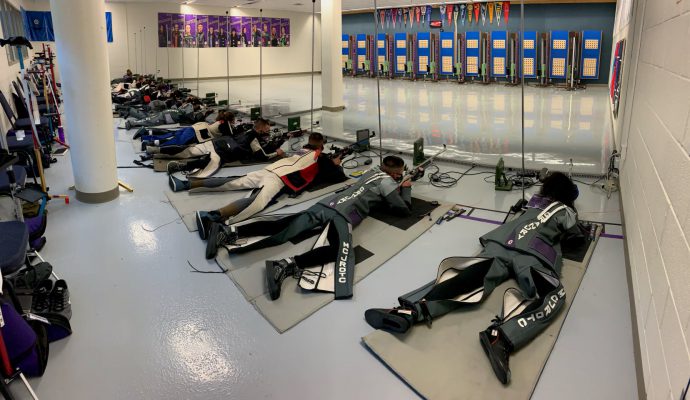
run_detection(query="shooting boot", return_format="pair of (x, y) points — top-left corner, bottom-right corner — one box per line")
(31, 279), (53, 314)
(364, 307), (417, 333)
(205, 223), (238, 259)
(195, 210), (222, 240)
(479, 326), (512, 384)
(168, 175), (191, 193)
(50, 279), (72, 320)
(132, 127), (148, 140)
(265, 258), (297, 301)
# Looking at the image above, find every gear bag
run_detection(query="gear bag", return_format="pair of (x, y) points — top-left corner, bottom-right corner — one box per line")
(0, 280), (49, 377)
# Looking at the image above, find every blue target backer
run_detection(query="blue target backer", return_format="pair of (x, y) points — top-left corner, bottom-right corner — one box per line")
(522, 31), (537, 78)
(356, 33), (367, 73)
(342, 34), (349, 70)
(439, 31), (455, 75)
(465, 31), (480, 77)
(549, 30), (569, 79)
(394, 32), (407, 74)
(377, 33), (387, 72)
(491, 31), (507, 78)
(580, 30), (602, 79)
(417, 32), (431, 74)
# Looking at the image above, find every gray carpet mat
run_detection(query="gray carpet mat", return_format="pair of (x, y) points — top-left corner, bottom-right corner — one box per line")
(131, 138), (143, 153)
(165, 178), (357, 232)
(361, 223), (602, 400)
(216, 196), (454, 333)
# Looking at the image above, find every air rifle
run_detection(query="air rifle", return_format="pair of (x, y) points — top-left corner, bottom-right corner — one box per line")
(399, 144), (447, 186)
(328, 131), (376, 159)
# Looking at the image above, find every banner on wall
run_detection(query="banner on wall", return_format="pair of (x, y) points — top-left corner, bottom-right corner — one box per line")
(183, 14), (196, 47)
(157, 13), (290, 48)
(196, 15), (208, 47)
(241, 17), (252, 47)
(22, 9), (113, 43)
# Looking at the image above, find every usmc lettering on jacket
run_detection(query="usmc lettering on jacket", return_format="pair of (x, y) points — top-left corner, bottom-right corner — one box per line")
(517, 288), (565, 327)
(336, 187), (365, 205)
(518, 221), (541, 240)
(338, 242), (350, 283)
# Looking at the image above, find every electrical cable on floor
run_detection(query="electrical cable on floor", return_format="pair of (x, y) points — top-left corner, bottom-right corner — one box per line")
(426, 163), (477, 188)
(188, 259), (228, 274)
(141, 214), (184, 232)
(341, 154), (371, 169)
(482, 173), (540, 190)
(290, 136), (305, 151)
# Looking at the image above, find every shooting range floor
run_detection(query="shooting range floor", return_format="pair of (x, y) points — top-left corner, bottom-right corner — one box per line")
(189, 74), (612, 176)
(23, 119), (636, 399)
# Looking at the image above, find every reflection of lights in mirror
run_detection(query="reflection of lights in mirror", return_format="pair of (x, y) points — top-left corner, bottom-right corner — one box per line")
(524, 95), (534, 113)
(551, 95), (564, 114)
(396, 87), (405, 102)
(418, 90), (428, 107)
(493, 95), (505, 111)
(442, 91), (452, 108)
(580, 97), (594, 116)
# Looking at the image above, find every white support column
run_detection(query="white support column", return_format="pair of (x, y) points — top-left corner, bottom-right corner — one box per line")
(50, 0), (119, 203)
(321, 0), (345, 111)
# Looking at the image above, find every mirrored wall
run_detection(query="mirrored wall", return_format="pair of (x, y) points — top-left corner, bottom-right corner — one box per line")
(148, 0), (615, 178)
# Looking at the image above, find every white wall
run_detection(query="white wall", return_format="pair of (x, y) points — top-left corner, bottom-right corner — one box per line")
(607, 0), (633, 151)
(0, 0), (25, 135)
(617, 0), (690, 398)
(23, 1), (322, 81)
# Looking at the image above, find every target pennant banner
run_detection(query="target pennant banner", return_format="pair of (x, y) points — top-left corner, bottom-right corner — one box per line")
(496, 2), (502, 26)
